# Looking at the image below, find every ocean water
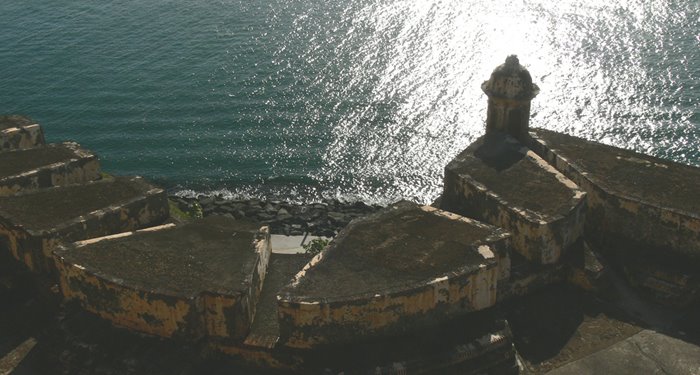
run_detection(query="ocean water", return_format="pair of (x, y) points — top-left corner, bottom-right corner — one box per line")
(1, 0), (698, 204)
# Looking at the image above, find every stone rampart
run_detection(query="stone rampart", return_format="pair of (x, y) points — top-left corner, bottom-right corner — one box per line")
(529, 128), (700, 262)
(0, 142), (100, 196)
(442, 134), (586, 264)
(0, 177), (168, 273)
(277, 202), (511, 348)
(54, 216), (271, 340)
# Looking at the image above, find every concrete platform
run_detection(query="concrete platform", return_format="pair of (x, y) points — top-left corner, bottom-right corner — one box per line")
(0, 176), (169, 273)
(0, 115), (45, 151)
(0, 142), (100, 196)
(545, 330), (700, 374)
(54, 216), (271, 340)
(269, 234), (331, 254)
(277, 201), (511, 348)
(442, 133), (586, 264)
(507, 279), (700, 375)
(529, 128), (700, 304)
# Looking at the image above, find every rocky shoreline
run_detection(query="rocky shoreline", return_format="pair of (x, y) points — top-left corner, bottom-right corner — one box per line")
(169, 196), (385, 237)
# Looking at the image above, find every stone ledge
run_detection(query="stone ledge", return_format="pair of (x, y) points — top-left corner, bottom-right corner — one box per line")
(212, 315), (517, 374)
(277, 201), (511, 348)
(0, 142), (100, 196)
(529, 128), (700, 305)
(54, 216), (271, 340)
(441, 133), (586, 264)
(0, 176), (169, 273)
(529, 128), (700, 262)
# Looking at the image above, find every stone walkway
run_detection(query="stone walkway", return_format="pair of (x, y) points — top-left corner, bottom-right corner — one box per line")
(545, 330), (700, 374)
(269, 234), (330, 254)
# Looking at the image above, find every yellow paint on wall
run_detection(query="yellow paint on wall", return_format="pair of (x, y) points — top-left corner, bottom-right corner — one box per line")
(202, 294), (239, 338)
(57, 262), (195, 338)
(618, 199), (640, 215)
(279, 264), (498, 348)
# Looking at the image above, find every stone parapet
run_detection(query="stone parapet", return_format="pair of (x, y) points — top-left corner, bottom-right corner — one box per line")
(0, 142), (100, 196)
(441, 133), (587, 265)
(529, 128), (700, 262)
(54, 216), (271, 340)
(212, 312), (517, 374)
(277, 202), (511, 349)
(0, 176), (168, 273)
(0, 116), (45, 151)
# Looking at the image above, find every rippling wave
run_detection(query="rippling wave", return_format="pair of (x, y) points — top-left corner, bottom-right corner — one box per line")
(1, 0), (698, 204)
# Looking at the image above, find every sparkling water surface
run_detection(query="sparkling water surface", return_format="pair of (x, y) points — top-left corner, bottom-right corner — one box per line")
(1, 0), (698, 204)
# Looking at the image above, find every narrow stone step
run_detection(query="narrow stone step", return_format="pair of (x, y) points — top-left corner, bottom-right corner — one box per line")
(0, 142), (100, 196)
(0, 176), (168, 273)
(54, 216), (271, 341)
(277, 201), (511, 349)
(0, 115), (45, 151)
(441, 132), (587, 265)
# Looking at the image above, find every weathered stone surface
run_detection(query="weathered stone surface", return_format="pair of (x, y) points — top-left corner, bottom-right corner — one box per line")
(182, 195), (383, 236)
(481, 55), (539, 142)
(0, 116), (45, 151)
(530, 128), (700, 261)
(214, 312), (517, 374)
(0, 142), (100, 196)
(497, 252), (569, 301)
(442, 133), (586, 264)
(54, 216), (271, 340)
(0, 176), (168, 273)
(246, 253), (312, 345)
(305, 317), (517, 374)
(277, 201), (511, 348)
(530, 128), (700, 304)
(567, 241), (608, 292)
(546, 330), (700, 375)
(507, 283), (645, 374)
(207, 253), (312, 371)
(621, 257), (699, 307)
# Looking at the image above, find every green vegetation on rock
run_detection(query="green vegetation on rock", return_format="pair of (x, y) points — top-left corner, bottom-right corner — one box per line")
(303, 238), (329, 257)
(168, 199), (203, 222)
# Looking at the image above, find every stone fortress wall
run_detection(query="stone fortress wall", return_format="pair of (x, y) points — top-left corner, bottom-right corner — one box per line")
(1, 56), (699, 373)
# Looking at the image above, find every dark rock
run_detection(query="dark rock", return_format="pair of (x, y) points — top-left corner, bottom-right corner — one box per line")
(198, 196), (214, 207)
(220, 205), (238, 214)
(189, 196), (383, 236)
(258, 213), (276, 221)
(328, 212), (350, 225)
(244, 206), (261, 216)
(278, 208), (291, 217)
